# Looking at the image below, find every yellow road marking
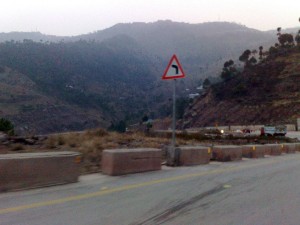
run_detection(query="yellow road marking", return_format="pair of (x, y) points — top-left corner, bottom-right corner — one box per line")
(0, 158), (284, 215)
(223, 184), (232, 189)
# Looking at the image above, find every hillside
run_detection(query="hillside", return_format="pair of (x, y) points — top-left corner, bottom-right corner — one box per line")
(181, 43), (300, 128)
(0, 21), (286, 134)
(0, 39), (168, 134)
(0, 67), (108, 134)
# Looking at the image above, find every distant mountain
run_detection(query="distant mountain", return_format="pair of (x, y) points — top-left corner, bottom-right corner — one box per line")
(0, 21), (289, 134)
(75, 21), (277, 78)
(0, 32), (65, 43)
(0, 21), (278, 79)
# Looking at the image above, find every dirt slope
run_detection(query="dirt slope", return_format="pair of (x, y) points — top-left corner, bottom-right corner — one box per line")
(181, 47), (300, 128)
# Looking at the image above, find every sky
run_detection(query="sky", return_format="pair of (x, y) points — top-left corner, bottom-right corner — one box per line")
(1, 0), (300, 36)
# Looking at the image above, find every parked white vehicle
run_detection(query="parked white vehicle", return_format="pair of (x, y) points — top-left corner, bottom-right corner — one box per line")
(261, 125), (287, 136)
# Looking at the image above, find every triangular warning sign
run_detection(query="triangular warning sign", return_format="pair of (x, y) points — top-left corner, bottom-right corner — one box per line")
(162, 54), (185, 80)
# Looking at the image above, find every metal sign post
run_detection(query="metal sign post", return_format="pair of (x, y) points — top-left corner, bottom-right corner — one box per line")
(162, 54), (185, 166)
(172, 79), (176, 152)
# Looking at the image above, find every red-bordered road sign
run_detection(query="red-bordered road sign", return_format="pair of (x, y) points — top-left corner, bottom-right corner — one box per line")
(162, 54), (185, 80)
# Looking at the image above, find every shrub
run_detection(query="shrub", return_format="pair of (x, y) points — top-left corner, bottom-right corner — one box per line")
(57, 135), (65, 145)
(108, 120), (127, 133)
(176, 97), (189, 119)
(85, 128), (108, 137)
(0, 118), (14, 135)
(45, 136), (57, 149)
(232, 84), (248, 97)
(10, 144), (24, 151)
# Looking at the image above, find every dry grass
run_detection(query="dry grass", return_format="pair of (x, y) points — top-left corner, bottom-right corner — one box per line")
(10, 143), (25, 151)
(43, 129), (176, 174)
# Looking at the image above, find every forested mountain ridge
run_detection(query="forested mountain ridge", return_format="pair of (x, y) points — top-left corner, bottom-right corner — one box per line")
(0, 21), (292, 134)
(0, 21), (277, 80)
(75, 21), (277, 78)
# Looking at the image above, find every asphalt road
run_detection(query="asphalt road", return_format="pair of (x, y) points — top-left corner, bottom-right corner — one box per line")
(1, 152), (300, 225)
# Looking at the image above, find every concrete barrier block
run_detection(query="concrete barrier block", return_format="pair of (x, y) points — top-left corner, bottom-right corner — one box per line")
(0, 151), (80, 192)
(265, 144), (282, 156)
(102, 148), (161, 176)
(178, 146), (211, 166)
(263, 145), (272, 155)
(281, 144), (287, 153)
(281, 143), (296, 154)
(242, 145), (265, 158)
(212, 145), (242, 162)
(295, 143), (300, 152)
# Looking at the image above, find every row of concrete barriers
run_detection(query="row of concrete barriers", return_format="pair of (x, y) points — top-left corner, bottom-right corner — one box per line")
(1, 143), (299, 192)
(102, 143), (300, 175)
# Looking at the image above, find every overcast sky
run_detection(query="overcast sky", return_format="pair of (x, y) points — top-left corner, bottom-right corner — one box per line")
(1, 0), (299, 36)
